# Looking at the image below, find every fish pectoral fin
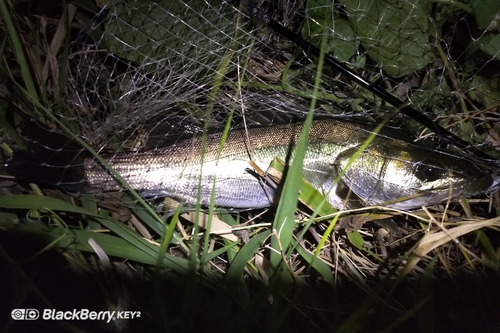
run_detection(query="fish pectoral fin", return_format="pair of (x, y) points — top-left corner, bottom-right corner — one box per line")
(330, 146), (369, 209)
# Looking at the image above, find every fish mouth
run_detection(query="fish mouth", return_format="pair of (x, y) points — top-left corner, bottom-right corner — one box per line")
(489, 174), (500, 191)
(452, 173), (495, 196)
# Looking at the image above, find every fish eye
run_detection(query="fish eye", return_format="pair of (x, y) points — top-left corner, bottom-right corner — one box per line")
(415, 159), (444, 182)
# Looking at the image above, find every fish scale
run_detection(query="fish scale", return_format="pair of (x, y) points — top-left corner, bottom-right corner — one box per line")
(75, 119), (493, 209)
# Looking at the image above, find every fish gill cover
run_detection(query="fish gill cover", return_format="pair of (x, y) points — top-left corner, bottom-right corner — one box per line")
(1, 0), (500, 332)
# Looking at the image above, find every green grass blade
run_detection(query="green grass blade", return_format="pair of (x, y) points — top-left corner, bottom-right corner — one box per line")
(224, 230), (271, 293)
(0, 0), (39, 102)
(296, 243), (334, 286)
(0, 195), (192, 274)
(476, 229), (500, 268)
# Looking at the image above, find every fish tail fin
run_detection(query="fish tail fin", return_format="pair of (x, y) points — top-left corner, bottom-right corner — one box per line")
(4, 118), (92, 192)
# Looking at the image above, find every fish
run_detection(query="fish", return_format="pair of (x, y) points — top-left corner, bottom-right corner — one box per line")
(4, 118), (495, 210)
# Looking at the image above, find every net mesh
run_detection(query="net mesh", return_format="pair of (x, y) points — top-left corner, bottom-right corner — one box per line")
(8, 0), (500, 192)
(66, 0), (310, 151)
(56, 0), (500, 154)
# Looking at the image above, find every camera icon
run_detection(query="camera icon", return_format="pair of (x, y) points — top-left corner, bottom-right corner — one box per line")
(11, 309), (39, 320)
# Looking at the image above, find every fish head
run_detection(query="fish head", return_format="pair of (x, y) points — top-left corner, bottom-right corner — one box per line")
(334, 140), (494, 210)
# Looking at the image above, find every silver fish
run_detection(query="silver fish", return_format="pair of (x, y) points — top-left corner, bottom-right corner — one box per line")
(60, 119), (493, 210)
